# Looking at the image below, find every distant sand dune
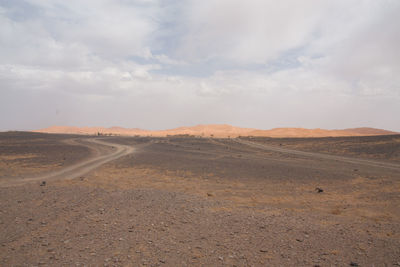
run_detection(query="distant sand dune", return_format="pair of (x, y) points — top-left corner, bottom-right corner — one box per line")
(34, 124), (398, 138)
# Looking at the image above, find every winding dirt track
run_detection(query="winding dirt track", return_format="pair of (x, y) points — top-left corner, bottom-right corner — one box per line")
(0, 138), (134, 187)
(235, 139), (400, 171)
(235, 139), (400, 170)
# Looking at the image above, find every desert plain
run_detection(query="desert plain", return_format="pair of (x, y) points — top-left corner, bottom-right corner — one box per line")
(1, 131), (400, 266)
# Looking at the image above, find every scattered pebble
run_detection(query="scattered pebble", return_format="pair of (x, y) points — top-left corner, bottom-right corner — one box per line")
(315, 187), (324, 193)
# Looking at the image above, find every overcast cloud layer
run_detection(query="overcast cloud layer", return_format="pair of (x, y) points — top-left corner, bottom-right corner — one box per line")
(1, 0), (399, 131)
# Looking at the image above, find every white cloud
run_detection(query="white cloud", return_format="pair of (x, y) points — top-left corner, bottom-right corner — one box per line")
(0, 0), (399, 131)
(173, 0), (326, 64)
(0, 0), (157, 69)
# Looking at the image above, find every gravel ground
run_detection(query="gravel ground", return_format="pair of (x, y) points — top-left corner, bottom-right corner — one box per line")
(1, 133), (399, 266)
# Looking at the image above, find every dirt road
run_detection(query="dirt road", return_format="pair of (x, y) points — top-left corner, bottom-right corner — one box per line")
(235, 138), (400, 171)
(0, 138), (134, 187)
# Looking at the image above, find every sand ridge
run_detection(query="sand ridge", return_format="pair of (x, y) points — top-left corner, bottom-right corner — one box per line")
(35, 124), (398, 138)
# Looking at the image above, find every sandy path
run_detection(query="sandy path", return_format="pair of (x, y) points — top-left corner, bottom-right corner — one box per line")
(0, 138), (134, 187)
(235, 139), (400, 171)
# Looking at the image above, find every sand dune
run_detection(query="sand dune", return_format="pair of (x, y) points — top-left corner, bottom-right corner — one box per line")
(34, 124), (398, 138)
(247, 127), (398, 138)
(35, 126), (148, 136)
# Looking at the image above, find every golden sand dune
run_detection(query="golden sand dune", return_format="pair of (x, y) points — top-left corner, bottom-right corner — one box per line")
(247, 127), (397, 138)
(34, 124), (398, 138)
(158, 124), (256, 137)
(35, 126), (147, 136)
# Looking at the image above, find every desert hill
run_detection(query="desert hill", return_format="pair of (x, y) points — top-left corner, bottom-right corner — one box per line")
(34, 125), (398, 138)
(158, 124), (256, 137)
(247, 127), (398, 138)
(341, 127), (397, 136)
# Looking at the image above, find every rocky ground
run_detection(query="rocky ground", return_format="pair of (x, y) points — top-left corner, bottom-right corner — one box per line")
(1, 132), (400, 266)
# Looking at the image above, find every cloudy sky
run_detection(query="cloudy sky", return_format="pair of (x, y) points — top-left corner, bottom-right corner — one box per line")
(0, 0), (399, 131)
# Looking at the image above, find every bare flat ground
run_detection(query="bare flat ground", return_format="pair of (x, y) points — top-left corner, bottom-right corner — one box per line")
(1, 132), (400, 266)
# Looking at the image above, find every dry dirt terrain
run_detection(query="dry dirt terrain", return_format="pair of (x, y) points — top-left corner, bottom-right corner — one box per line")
(1, 132), (400, 266)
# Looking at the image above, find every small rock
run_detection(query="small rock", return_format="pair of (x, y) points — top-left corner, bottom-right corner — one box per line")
(350, 262), (359, 266)
(260, 249), (268, 253)
(40, 181), (46, 186)
(207, 192), (213, 197)
(315, 187), (323, 193)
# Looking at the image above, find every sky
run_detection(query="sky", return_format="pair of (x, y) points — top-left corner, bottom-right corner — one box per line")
(0, 0), (399, 131)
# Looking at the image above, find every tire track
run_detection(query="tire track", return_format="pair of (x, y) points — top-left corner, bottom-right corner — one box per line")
(235, 139), (400, 171)
(0, 138), (134, 187)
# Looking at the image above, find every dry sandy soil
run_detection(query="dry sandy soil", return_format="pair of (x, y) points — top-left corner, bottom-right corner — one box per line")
(1, 132), (400, 266)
